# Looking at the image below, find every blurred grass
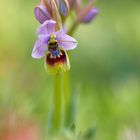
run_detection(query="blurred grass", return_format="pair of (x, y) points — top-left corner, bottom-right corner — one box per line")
(0, 0), (140, 140)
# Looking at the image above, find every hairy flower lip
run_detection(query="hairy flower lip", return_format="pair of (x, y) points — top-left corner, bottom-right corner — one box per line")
(46, 49), (66, 66)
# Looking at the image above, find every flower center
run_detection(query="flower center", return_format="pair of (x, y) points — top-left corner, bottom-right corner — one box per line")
(48, 34), (61, 58)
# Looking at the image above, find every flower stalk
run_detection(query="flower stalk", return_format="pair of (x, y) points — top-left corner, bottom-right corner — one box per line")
(53, 73), (62, 131)
(63, 71), (70, 126)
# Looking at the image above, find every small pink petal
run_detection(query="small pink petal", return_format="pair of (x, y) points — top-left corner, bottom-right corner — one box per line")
(56, 30), (78, 50)
(37, 20), (56, 35)
(32, 35), (49, 59)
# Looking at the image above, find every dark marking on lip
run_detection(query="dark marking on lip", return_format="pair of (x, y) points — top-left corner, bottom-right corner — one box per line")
(46, 49), (66, 66)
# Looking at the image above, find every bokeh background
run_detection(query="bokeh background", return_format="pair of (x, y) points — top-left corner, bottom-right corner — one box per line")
(0, 0), (140, 140)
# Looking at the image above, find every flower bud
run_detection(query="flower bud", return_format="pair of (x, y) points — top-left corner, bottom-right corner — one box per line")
(51, 0), (62, 30)
(68, 0), (80, 10)
(81, 8), (99, 23)
(34, 4), (51, 24)
(59, 0), (69, 16)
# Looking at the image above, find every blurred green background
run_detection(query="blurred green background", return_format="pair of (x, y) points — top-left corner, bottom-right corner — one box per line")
(0, 0), (140, 140)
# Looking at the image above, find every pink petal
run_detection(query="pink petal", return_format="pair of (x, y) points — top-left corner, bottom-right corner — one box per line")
(56, 30), (78, 50)
(32, 35), (49, 59)
(37, 20), (56, 35)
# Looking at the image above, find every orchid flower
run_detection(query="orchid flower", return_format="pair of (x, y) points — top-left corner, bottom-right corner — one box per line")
(32, 20), (78, 74)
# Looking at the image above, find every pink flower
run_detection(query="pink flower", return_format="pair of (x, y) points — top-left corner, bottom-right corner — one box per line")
(32, 20), (78, 74)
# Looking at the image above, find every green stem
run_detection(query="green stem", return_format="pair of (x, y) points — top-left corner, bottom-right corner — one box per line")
(53, 73), (62, 131)
(62, 22), (80, 127)
(64, 21), (79, 103)
(63, 71), (70, 110)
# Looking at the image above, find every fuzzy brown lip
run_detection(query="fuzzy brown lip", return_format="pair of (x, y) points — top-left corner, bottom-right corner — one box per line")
(46, 49), (66, 66)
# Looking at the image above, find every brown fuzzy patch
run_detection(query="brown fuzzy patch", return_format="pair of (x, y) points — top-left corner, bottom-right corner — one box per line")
(46, 49), (66, 66)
